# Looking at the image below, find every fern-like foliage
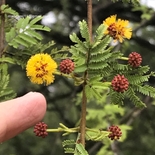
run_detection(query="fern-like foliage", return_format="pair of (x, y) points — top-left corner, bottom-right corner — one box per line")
(5, 16), (50, 49)
(107, 60), (154, 107)
(70, 20), (121, 76)
(111, 0), (140, 6)
(0, 63), (16, 101)
(133, 85), (155, 98)
(70, 20), (155, 108)
(109, 86), (146, 108)
(127, 74), (150, 85)
(74, 143), (89, 155)
(108, 64), (153, 107)
(62, 139), (89, 155)
(51, 46), (70, 60)
(125, 87), (146, 107)
(1, 4), (18, 15)
(79, 20), (90, 43)
(62, 140), (75, 147)
(6, 41), (57, 68)
(62, 139), (75, 154)
(110, 90), (124, 106)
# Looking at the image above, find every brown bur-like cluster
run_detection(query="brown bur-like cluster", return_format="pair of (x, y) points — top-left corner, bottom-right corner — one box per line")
(59, 59), (75, 74)
(111, 74), (129, 93)
(108, 125), (122, 140)
(128, 52), (142, 67)
(34, 122), (48, 138)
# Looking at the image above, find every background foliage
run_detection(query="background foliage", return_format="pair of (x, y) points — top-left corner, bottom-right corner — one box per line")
(1, 0), (155, 155)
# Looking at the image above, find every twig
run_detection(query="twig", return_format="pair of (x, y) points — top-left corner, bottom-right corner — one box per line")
(0, 0), (5, 57)
(87, 0), (93, 42)
(80, 85), (87, 146)
(79, 0), (93, 147)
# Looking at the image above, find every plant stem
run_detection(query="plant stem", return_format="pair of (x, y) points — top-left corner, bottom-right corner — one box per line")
(119, 57), (129, 61)
(47, 127), (79, 133)
(87, 0), (93, 42)
(79, 0), (93, 147)
(80, 82), (87, 146)
(0, 0), (5, 57)
(54, 71), (72, 78)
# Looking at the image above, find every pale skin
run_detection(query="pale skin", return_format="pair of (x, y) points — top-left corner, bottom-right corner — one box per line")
(0, 92), (46, 142)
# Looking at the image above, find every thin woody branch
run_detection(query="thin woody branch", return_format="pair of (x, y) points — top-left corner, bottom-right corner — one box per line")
(79, 0), (93, 147)
(87, 0), (93, 42)
(0, 0), (5, 57)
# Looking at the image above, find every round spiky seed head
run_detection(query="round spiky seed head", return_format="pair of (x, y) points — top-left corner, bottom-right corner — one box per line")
(34, 122), (48, 138)
(111, 74), (129, 93)
(108, 125), (122, 140)
(59, 59), (75, 74)
(128, 52), (142, 67)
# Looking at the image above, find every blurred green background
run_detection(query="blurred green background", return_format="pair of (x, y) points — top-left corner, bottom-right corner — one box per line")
(1, 0), (155, 154)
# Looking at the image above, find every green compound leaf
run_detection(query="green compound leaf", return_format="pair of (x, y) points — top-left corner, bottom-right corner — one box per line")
(6, 27), (16, 42)
(94, 24), (107, 42)
(69, 33), (88, 52)
(6, 16), (51, 48)
(0, 57), (15, 64)
(13, 37), (29, 48)
(62, 140), (75, 147)
(134, 85), (155, 98)
(0, 63), (16, 102)
(91, 82), (110, 89)
(89, 75), (102, 81)
(62, 139), (75, 154)
(75, 143), (89, 155)
(29, 16), (43, 26)
(1, 4), (18, 15)
(127, 74), (150, 85)
(79, 20), (90, 42)
(30, 25), (51, 31)
(85, 84), (102, 100)
(110, 90), (124, 106)
(74, 64), (87, 73)
(111, 0), (140, 6)
(64, 148), (75, 154)
(128, 65), (150, 75)
(88, 62), (109, 70)
(26, 29), (43, 40)
(19, 33), (38, 44)
(112, 63), (129, 71)
(16, 16), (30, 29)
(89, 50), (112, 63)
(125, 87), (146, 108)
(91, 35), (111, 55)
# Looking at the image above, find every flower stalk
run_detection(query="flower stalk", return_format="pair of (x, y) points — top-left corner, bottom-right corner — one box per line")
(119, 57), (129, 61)
(45, 123), (110, 140)
(47, 123), (79, 135)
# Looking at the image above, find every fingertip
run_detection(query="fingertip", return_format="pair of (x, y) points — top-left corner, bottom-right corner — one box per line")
(0, 92), (47, 142)
(22, 92), (47, 125)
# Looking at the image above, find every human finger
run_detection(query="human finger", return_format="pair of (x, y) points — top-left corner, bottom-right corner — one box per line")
(0, 92), (47, 142)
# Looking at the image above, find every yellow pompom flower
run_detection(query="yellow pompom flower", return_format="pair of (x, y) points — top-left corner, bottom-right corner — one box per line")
(103, 15), (132, 43)
(26, 53), (57, 85)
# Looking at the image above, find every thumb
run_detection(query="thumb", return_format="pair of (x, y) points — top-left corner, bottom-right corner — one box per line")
(0, 92), (47, 142)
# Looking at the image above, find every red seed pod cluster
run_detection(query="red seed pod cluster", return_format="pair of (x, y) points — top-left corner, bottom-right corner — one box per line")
(34, 122), (48, 138)
(108, 125), (122, 140)
(128, 52), (142, 67)
(111, 74), (129, 93)
(59, 59), (75, 74)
